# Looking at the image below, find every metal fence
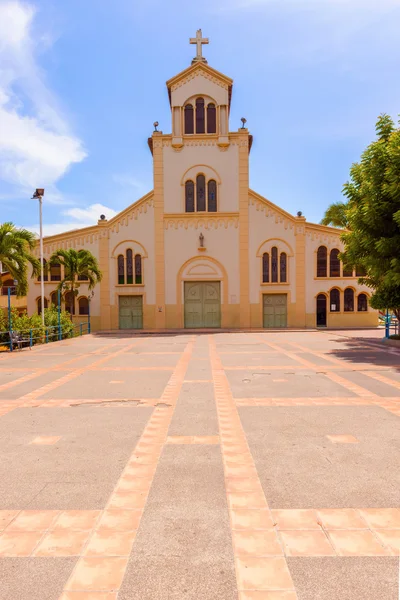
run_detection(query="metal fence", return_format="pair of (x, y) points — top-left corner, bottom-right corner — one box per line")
(0, 321), (90, 352)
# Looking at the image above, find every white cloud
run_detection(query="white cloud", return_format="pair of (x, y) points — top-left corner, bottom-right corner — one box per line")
(27, 203), (118, 237)
(0, 1), (86, 197)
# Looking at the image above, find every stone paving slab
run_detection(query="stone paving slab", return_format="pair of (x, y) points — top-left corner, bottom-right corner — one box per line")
(39, 370), (171, 400)
(169, 382), (219, 436)
(287, 557), (399, 600)
(119, 445), (237, 600)
(0, 557), (76, 600)
(0, 407), (152, 509)
(340, 370), (400, 397)
(227, 370), (358, 398)
(3, 371), (78, 400)
(240, 406), (400, 508)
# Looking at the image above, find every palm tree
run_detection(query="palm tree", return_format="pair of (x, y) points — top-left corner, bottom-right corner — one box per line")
(320, 202), (348, 228)
(48, 249), (102, 317)
(0, 222), (40, 296)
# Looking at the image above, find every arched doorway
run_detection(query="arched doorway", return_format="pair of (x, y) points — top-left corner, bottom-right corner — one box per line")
(316, 294), (327, 327)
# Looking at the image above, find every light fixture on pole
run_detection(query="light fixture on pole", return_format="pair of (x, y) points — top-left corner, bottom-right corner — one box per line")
(32, 188), (45, 326)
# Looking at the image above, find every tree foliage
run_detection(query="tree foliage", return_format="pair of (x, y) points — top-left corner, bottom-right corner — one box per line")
(0, 305), (75, 348)
(0, 222), (40, 296)
(320, 202), (348, 228)
(322, 114), (400, 318)
(48, 248), (102, 316)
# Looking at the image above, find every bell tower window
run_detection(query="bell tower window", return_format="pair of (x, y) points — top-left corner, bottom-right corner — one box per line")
(184, 104), (194, 134)
(208, 180), (217, 212)
(207, 103), (216, 133)
(185, 180), (195, 212)
(196, 174), (206, 211)
(196, 97), (205, 134)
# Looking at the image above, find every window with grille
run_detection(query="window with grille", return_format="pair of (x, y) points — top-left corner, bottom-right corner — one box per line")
(135, 254), (142, 284)
(317, 246), (327, 277)
(344, 288), (354, 311)
(330, 288), (340, 312)
(330, 249), (340, 277)
(271, 247), (278, 283)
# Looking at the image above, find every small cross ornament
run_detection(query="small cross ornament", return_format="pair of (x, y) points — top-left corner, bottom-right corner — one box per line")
(190, 29), (209, 63)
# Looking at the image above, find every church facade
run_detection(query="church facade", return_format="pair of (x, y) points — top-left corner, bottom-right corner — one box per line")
(27, 32), (378, 331)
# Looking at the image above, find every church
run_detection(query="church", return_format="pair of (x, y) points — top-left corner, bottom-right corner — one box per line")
(27, 31), (378, 331)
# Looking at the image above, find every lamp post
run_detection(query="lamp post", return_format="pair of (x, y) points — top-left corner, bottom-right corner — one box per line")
(88, 291), (94, 334)
(32, 189), (45, 326)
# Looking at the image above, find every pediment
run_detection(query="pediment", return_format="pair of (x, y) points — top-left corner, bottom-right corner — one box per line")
(166, 62), (233, 107)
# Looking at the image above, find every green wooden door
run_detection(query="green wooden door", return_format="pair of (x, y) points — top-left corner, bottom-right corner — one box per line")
(119, 296), (143, 329)
(184, 282), (221, 328)
(263, 294), (287, 328)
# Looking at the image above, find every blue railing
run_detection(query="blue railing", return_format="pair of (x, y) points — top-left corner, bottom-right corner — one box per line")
(0, 321), (90, 352)
(384, 311), (399, 338)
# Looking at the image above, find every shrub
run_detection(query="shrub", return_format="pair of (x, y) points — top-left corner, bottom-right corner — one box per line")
(0, 306), (76, 347)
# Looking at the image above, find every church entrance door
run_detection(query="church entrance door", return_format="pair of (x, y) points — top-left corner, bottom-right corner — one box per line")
(119, 295), (143, 329)
(263, 294), (287, 328)
(316, 294), (327, 327)
(184, 282), (221, 328)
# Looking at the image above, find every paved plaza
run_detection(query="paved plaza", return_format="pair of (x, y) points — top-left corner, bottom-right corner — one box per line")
(0, 329), (399, 599)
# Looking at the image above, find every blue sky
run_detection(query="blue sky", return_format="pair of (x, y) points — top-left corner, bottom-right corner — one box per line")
(1, 0), (400, 235)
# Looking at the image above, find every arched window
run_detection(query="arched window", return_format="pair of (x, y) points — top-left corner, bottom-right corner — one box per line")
(330, 288), (340, 312)
(185, 180), (195, 212)
(50, 291), (58, 307)
(330, 249), (340, 277)
(356, 265), (366, 277)
(280, 252), (287, 283)
(316, 246), (327, 277)
(196, 174), (206, 211)
(208, 180), (217, 212)
(50, 262), (61, 282)
(64, 291), (75, 315)
(343, 265), (353, 277)
(135, 254), (142, 284)
(37, 297), (48, 315)
(78, 272), (89, 281)
(207, 103), (216, 133)
(126, 249), (133, 284)
(184, 104), (194, 134)
(262, 253), (270, 283)
(117, 255), (125, 284)
(271, 247), (278, 283)
(78, 297), (89, 315)
(344, 288), (354, 312)
(38, 259), (48, 282)
(196, 97), (205, 134)
(1, 279), (16, 295)
(357, 293), (368, 312)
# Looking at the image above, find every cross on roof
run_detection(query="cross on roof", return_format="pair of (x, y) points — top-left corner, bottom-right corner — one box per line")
(190, 29), (209, 63)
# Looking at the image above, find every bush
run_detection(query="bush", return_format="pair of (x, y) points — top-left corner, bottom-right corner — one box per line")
(389, 334), (400, 340)
(0, 306), (76, 347)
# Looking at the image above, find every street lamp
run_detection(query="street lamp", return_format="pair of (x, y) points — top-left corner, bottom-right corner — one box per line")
(32, 188), (45, 326)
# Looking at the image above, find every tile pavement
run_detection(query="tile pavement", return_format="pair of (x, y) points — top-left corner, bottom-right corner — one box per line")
(0, 330), (399, 598)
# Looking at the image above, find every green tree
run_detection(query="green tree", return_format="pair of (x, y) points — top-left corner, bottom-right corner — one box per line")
(321, 114), (400, 319)
(0, 222), (40, 296)
(48, 248), (102, 316)
(320, 202), (348, 228)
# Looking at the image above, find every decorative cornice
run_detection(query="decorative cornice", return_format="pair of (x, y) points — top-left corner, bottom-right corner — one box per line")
(40, 229), (106, 255)
(305, 229), (343, 244)
(164, 212), (239, 230)
(166, 62), (233, 91)
(109, 195), (154, 234)
(171, 70), (229, 92)
(249, 192), (295, 231)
